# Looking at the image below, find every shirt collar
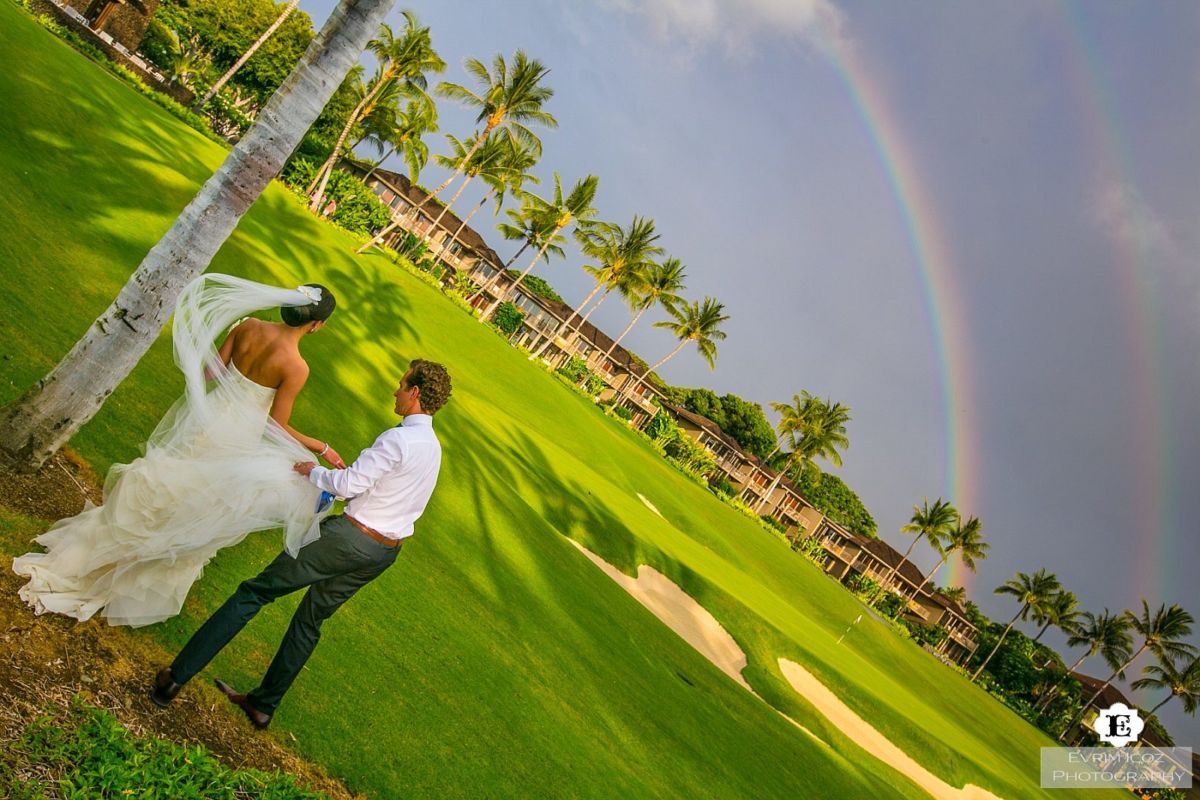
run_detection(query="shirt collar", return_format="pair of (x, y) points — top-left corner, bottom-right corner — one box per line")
(401, 414), (434, 427)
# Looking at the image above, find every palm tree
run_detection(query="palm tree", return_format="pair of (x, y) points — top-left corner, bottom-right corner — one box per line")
(309, 13), (444, 212)
(762, 390), (822, 462)
(193, 0), (301, 112)
(529, 216), (662, 359)
(480, 173), (598, 322)
(753, 397), (851, 516)
(439, 138), (539, 267)
(488, 194), (566, 279)
(361, 98), (438, 184)
(972, 569), (1063, 680)
(617, 297), (729, 405)
(0, 0), (397, 471)
(880, 498), (958, 596)
(1034, 609), (1132, 712)
(419, 132), (510, 241)
(914, 516), (987, 595)
(601, 257), (687, 362)
(358, 50), (557, 253)
(940, 585), (967, 605)
(1060, 601), (1196, 739)
(1133, 655), (1200, 718)
(1032, 590), (1085, 644)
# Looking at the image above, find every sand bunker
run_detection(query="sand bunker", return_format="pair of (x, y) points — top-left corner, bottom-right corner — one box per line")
(570, 540), (748, 689)
(571, 540), (1003, 800)
(778, 660), (1001, 800)
(637, 493), (664, 518)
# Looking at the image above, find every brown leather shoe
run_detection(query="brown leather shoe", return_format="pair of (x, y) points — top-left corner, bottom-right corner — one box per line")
(214, 678), (271, 730)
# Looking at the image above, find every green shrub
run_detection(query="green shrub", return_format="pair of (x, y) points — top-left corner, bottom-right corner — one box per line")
(611, 403), (633, 421)
(709, 476), (735, 497)
(846, 572), (880, 597)
(903, 621), (948, 648)
(0, 697), (328, 799)
(662, 432), (717, 478)
(555, 357), (603, 395)
(493, 301), (524, 335)
(139, 17), (179, 71)
(557, 356), (589, 382)
(791, 533), (827, 562)
(507, 271), (563, 302)
(279, 161), (390, 235)
(761, 515), (787, 533)
(645, 409), (679, 441)
(874, 591), (906, 617)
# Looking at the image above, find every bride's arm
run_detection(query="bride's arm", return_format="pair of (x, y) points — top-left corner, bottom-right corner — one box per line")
(270, 363), (346, 468)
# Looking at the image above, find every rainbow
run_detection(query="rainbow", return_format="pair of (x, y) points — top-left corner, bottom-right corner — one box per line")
(824, 7), (1175, 602)
(823, 39), (983, 591)
(1059, 1), (1171, 601)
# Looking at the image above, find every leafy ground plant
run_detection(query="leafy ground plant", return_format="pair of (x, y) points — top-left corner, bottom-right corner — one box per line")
(1, 696), (329, 799)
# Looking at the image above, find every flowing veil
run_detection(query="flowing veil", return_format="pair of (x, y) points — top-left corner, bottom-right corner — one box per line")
(13, 273), (330, 626)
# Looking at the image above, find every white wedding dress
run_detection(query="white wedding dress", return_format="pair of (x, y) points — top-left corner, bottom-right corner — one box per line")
(12, 274), (327, 627)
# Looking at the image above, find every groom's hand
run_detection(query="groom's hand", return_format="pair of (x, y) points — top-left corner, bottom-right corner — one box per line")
(293, 461), (317, 477)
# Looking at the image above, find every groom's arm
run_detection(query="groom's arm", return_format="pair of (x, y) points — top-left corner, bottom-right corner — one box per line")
(296, 429), (405, 498)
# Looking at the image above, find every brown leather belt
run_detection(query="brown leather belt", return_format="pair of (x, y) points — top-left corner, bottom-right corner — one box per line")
(345, 515), (401, 548)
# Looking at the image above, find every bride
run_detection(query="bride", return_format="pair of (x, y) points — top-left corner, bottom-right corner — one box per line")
(13, 273), (345, 627)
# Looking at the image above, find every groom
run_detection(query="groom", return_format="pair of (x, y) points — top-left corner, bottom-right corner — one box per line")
(150, 359), (452, 729)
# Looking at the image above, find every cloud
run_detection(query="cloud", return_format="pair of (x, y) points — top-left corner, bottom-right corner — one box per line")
(1094, 179), (1173, 254)
(602, 0), (848, 57)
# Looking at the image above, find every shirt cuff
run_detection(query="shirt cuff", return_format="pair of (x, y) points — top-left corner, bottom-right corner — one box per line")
(308, 465), (331, 491)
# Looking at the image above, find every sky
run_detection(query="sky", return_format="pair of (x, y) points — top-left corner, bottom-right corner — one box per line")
(297, 0), (1200, 743)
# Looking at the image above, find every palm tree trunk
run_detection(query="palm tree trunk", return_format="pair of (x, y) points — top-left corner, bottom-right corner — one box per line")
(529, 280), (606, 360)
(480, 225), (564, 322)
(309, 69), (395, 212)
(1033, 622), (1054, 643)
(361, 145), (396, 182)
(0, 0), (395, 471)
(753, 468), (786, 513)
(1148, 694), (1173, 716)
(305, 81), (376, 197)
(356, 129), (490, 254)
(602, 305), (649, 362)
(914, 557), (947, 595)
(972, 607), (1026, 680)
(193, 0), (301, 112)
(1059, 644), (1147, 740)
(468, 237), (529, 302)
(880, 534), (925, 596)
(425, 173), (474, 246)
(307, 72), (391, 209)
(619, 339), (685, 405)
(1035, 650), (1092, 711)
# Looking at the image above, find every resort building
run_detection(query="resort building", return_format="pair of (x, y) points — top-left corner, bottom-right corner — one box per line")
(359, 166), (669, 427)
(806, 520), (979, 664)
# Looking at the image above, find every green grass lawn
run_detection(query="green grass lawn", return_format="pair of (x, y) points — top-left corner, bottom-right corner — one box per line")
(0, 5), (1126, 798)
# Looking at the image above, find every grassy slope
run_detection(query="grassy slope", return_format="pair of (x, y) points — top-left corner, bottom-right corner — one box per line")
(0, 6), (1123, 798)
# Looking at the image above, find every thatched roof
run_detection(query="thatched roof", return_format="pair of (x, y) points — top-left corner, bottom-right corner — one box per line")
(671, 406), (746, 454)
(855, 536), (928, 588)
(928, 591), (970, 621)
(356, 166), (507, 271)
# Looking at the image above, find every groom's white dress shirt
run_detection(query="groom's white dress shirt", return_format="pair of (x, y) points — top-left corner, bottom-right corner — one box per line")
(306, 414), (441, 541)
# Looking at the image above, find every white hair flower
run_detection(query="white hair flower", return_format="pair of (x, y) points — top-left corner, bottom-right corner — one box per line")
(297, 285), (323, 304)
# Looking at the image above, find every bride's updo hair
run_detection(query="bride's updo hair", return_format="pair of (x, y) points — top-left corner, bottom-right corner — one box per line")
(281, 283), (336, 326)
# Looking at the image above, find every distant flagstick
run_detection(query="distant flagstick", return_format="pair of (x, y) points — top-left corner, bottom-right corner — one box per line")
(836, 614), (863, 645)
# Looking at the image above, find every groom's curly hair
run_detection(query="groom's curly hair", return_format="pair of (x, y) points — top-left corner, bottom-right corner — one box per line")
(407, 359), (452, 414)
